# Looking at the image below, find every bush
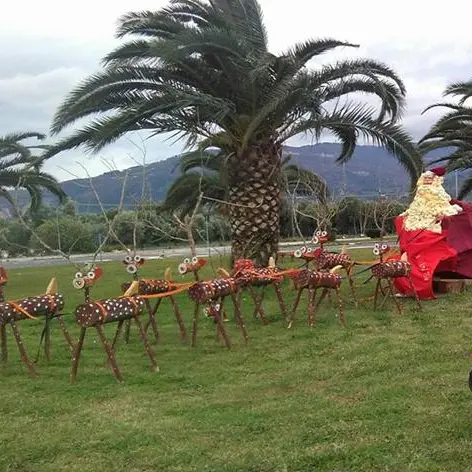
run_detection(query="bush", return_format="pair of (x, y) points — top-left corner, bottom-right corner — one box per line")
(30, 217), (96, 254)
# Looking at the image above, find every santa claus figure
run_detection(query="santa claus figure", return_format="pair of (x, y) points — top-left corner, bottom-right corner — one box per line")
(390, 167), (472, 300)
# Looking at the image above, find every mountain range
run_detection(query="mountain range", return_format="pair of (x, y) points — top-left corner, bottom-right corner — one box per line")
(1, 143), (462, 215)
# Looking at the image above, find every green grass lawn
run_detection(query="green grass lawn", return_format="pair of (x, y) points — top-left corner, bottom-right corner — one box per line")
(1, 253), (472, 472)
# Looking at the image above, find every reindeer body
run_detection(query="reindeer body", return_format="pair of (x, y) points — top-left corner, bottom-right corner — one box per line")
(120, 256), (192, 344)
(70, 265), (158, 383)
(369, 243), (421, 314)
(0, 274), (73, 376)
(188, 277), (247, 349)
(294, 229), (358, 306)
(289, 267), (346, 329)
(230, 259), (289, 324)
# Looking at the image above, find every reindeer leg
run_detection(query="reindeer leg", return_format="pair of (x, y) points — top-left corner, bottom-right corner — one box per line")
(10, 320), (36, 376)
(307, 288), (317, 327)
(144, 298), (160, 344)
(388, 278), (403, 315)
(96, 325), (123, 382)
(249, 286), (268, 325)
(57, 313), (75, 353)
(70, 327), (86, 384)
(373, 278), (382, 310)
(111, 320), (125, 350)
(191, 303), (200, 348)
(407, 275), (422, 311)
(274, 282), (288, 322)
(214, 299), (231, 349)
(133, 315), (158, 372)
(230, 293), (248, 343)
(312, 288), (329, 327)
(335, 287), (346, 328)
(123, 319), (131, 345)
(0, 324), (7, 363)
(288, 288), (303, 329)
(169, 296), (187, 342)
(347, 265), (358, 307)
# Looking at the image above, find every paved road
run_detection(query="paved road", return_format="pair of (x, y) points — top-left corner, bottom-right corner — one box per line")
(1, 239), (389, 269)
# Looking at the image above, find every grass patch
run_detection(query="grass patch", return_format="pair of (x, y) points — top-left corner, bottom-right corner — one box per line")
(1, 252), (472, 471)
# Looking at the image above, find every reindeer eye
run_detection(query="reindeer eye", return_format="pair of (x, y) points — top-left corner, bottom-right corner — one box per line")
(381, 244), (388, 251)
(184, 258), (190, 264)
(75, 272), (83, 279)
(87, 271), (95, 279)
(306, 248), (313, 253)
(192, 256), (198, 264)
(374, 243), (380, 249)
(124, 255), (132, 263)
(373, 248), (380, 256)
(134, 255), (141, 262)
(301, 246), (307, 253)
(316, 231), (321, 237)
(321, 231), (327, 237)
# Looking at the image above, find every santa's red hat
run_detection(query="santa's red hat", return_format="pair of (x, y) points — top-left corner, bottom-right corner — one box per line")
(430, 166), (446, 177)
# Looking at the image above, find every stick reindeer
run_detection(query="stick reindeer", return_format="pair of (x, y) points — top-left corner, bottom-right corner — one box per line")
(0, 272), (74, 376)
(71, 268), (158, 383)
(120, 254), (206, 345)
(288, 265), (346, 329)
(293, 229), (358, 306)
(230, 257), (293, 324)
(366, 242), (422, 314)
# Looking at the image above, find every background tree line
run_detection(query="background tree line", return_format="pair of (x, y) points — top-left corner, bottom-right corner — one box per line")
(0, 196), (405, 257)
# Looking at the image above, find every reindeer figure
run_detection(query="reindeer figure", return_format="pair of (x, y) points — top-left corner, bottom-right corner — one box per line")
(0, 275), (73, 376)
(188, 274), (248, 349)
(369, 242), (422, 314)
(288, 266), (346, 329)
(232, 257), (289, 324)
(293, 230), (358, 306)
(120, 257), (199, 344)
(70, 268), (158, 383)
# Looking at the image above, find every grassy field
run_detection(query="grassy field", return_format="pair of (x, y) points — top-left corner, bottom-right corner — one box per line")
(1, 253), (472, 472)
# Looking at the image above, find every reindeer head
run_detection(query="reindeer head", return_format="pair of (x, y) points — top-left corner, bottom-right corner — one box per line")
(373, 242), (390, 261)
(123, 254), (145, 278)
(178, 256), (207, 275)
(72, 265), (103, 291)
(312, 229), (329, 247)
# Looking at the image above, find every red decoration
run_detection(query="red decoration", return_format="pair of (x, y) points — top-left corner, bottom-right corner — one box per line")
(430, 167), (446, 177)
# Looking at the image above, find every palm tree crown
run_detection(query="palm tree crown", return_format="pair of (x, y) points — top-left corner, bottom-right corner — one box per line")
(419, 79), (472, 198)
(0, 132), (66, 212)
(48, 0), (421, 263)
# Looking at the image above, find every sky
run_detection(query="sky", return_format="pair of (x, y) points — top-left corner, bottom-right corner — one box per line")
(1, 0), (472, 181)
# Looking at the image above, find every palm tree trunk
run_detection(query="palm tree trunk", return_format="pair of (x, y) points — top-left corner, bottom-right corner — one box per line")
(228, 142), (281, 266)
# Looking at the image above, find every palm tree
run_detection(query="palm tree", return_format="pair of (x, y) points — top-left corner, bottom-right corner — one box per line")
(47, 0), (421, 264)
(165, 150), (328, 216)
(419, 79), (472, 198)
(0, 132), (66, 212)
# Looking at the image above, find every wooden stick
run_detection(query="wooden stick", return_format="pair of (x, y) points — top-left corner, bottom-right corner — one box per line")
(10, 320), (36, 376)
(191, 302), (200, 348)
(70, 327), (86, 384)
(96, 325), (123, 382)
(169, 296), (187, 341)
(1, 325), (7, 363)
(133, 315), (158, 372)
(230, 293), (248, 343)
(288, 289), (303, 329)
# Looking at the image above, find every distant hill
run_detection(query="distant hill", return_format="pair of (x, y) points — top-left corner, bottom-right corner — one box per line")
(1, 142), (464, 215)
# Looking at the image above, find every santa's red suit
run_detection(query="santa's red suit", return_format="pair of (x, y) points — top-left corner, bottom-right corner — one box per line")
(390, 198), (472, 300)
